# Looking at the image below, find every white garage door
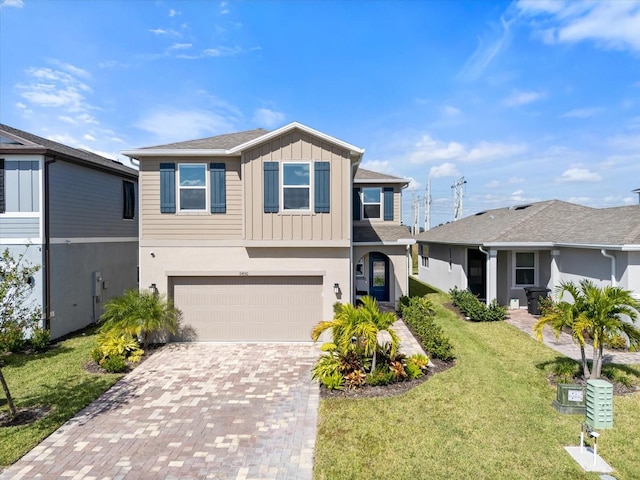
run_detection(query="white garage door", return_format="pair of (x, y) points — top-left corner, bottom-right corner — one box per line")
(171, 276), (323, 341)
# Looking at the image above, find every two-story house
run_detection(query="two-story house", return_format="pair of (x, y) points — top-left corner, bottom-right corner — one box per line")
(0, 124), (139, 339)
(122, 122), (413, 342)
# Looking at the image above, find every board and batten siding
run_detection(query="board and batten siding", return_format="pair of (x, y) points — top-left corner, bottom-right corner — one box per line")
(48, 161), (138, 238)
(140, 158), (243, 240)
(243, 130), (351, 242)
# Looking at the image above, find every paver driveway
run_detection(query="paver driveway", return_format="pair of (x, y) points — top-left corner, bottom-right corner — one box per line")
(0, 343), (320, 480)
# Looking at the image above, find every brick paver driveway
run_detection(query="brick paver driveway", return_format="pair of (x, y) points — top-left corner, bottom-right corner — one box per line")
(1, 343), (320, 480)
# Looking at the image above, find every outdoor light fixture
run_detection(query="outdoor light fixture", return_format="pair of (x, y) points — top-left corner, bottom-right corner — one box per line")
(334, 283), (340, 295)
(149, 283), (158, 295)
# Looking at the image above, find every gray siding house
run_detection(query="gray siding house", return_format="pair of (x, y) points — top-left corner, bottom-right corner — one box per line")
(123, 122), (414, 342)
(416, 200), (640, 307)
(0, 124), (139, 339)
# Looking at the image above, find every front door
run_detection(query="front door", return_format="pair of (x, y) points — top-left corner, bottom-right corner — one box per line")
(467, 248), (486, 301)
(369, 253), (389, 302)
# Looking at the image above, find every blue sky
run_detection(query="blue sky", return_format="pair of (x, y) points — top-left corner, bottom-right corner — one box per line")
(1, 0), (639, 228)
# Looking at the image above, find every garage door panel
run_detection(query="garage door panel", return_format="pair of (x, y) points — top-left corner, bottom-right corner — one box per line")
(172, 276), (322, 342)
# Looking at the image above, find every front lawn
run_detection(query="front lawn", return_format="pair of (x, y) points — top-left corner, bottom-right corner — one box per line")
(314, 290), (640, 479)
(0, 329), (122, 466)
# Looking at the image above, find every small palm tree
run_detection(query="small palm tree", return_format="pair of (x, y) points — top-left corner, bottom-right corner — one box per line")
(100, 289), (181, 348)
(311, 296), (399, 367)
(534, 280), (640, 379)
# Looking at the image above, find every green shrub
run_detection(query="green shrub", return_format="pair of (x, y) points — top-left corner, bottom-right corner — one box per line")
(100, 354), (127, 373)
(402, 296), (455, 362)
(607, 334), (628, 350)
(367, 366), (396, 386)
(404, 362), (423, 379)
(96, 330), (144, 360)
(406, 353), (429, 371)
(322, 372), (345, 390)
(549, 359), (580, 383)
(90, 346), (103, 364)
(0, 322), (26, 353)
(29, 326), (50, 352)
(601, 365), (634, 387)
(449, 287), (507, 322)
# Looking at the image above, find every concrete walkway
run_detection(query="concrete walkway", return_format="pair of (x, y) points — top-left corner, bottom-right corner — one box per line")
(0, 343), (321, 480)
(506, 308), (640, 365)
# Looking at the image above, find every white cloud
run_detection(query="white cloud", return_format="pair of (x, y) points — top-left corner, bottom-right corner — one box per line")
(458, 15), (513, 81)
(442, 105), (461, 117)
(560, 107), (603, 118)
(557, 168), (602, 182)
(410, 133), (526, 164)
(0, 0), (23, 8)
(202, 46), (243, 57)
(83, 134), (96, 141)
(253, 108), (285, 128)
(136, 109), (234, 141)
(149, 28), (180, 37)
(169, 43), (192, 51)
(169, 9), (180, 17)
(485, 180), (500, 188)
(503, 89), (546, 107)
(429, 162), (460, 178)
(508, 176), (524, 184)
(517, 0), (640, 52)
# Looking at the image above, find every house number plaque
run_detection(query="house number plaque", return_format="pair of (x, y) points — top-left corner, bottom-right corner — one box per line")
(239, 271), (249, 276)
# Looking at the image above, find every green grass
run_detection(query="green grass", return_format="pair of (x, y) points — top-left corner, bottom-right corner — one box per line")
(0, 329), (122, 466)
(314, 290), (640, 480)
(408, 275), (439, 297)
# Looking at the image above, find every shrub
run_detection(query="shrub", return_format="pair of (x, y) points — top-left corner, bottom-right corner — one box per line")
(0, 322), (26, 353)
(404, 362), (423, 379)
(101, 354), (127, 373)
(367, 366), (396, 386)
(322, 372), (345, 390)
(549, 359), (580, 383)
(29, 326), (50, 352)
(402, 296), (455, 362)
(607, 334), (628, 350)
(96, 330), (144, 361)
(345, 369), (367, 389)
(449, 287), (507, 322)
(601, 365), (633, 387)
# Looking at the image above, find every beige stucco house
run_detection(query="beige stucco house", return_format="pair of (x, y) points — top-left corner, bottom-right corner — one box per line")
(122, 122), (413, 341)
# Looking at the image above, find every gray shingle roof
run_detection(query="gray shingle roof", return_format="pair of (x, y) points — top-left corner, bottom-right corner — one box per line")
(416, 200), (640, 246)
(142, 129), (271, 150)
(353, 224), (413, 243)
(0, 123), (137, 178)
(354, 168), (408, 184)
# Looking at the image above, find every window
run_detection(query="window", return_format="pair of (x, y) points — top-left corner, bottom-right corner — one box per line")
(122, 180), (135, 219)
(515, 252), (536, 286)
(420, 244), (429, 268)
(178, 164), (207, 211)
(448, 248), (452, 272)
(282, 163), (310, 210)
(362, 187), (381, 219)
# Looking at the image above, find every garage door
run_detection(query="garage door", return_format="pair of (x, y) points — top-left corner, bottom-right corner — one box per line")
(171, 276), (323, 341)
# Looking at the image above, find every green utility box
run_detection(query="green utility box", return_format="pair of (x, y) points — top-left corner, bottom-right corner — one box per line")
(585, 379), (613, 429)
(553, 384), (586, 414)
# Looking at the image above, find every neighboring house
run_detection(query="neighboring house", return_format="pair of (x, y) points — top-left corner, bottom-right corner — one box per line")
(122, 122), (414, 342)
(0, 124), (139, 339)
(416, 200), (640, 307)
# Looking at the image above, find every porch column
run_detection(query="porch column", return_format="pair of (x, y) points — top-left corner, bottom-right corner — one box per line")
(486, 249), (498, 305)
(549, 249), (560, 293)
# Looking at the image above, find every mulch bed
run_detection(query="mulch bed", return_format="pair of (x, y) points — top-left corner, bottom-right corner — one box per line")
(0, 405), (51, 428)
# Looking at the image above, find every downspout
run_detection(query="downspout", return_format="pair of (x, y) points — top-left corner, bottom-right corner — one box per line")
(601, 249), (616, 287)
(43, 157), (57, 330)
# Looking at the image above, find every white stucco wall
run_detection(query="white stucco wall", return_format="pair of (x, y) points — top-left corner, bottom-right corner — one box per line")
(418, 243), (467, 293)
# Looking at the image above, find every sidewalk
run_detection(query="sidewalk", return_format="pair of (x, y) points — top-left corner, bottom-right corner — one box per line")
(506, 308), (640, 365)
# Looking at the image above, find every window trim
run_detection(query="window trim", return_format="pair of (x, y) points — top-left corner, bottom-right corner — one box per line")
(420, 244), (429, 268)
(361, 187), (382, 220)
(513, 251), (538, 287)
(177, 163), (208, 212)
(281, 161), (311, 212)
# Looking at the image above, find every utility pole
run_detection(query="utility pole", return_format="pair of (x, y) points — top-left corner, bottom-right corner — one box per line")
(413, 194), (420, 234)
(424, 176), (431, 231)
(452, 176), (467, 221)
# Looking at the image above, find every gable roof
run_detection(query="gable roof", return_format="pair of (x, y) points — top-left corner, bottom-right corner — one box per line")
(354, 168), (410, 186)
(416, 200), (640, 249)
(122, 122), (365, 161)
(0, 123), (137, 178)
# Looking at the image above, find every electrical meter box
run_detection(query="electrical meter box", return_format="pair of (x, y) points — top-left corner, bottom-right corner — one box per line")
(585, 379), (613, 429)
(553, 384), (586, 414)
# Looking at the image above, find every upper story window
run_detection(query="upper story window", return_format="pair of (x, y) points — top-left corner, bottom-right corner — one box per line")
(282, 163), (310, 211)
(514, 252), (536, 286)
(362, 187), (381, 219)
(122, 180), (135, 220)
(178, 164), (207, 211)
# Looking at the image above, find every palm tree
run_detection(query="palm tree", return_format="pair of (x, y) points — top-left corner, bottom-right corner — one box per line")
(534, 280), (640, 379)
(311, 296), (400, 365)
(100, 289), (181, 348)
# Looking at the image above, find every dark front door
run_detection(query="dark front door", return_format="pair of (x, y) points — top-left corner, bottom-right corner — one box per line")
(467, 248), (486, 301)
(369, 253), (389, 302)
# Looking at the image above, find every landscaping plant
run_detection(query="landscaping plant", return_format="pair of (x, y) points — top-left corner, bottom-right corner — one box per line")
(0, 247), (42, 419)
(401, 295), (455, 362)
(534, 279), (640, 379)
(449, 287), (507, 322)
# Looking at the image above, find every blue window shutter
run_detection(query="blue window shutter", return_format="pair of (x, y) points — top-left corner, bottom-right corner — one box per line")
(384, 187), (394, 221)
(0, 159), (5, 213)
(314, 162), (330, 213)
(353, 187), (361, 221)
(210, 163), (226, 213)
(159, 163), (176, 213)
(264, 162), (279, 213)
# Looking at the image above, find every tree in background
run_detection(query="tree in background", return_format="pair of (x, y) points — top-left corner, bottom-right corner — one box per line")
(0, 247), (42, 419)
